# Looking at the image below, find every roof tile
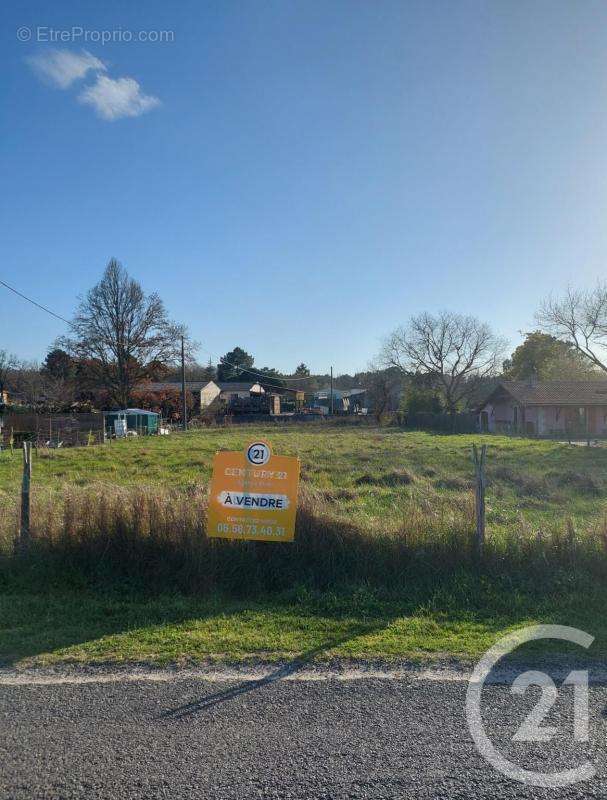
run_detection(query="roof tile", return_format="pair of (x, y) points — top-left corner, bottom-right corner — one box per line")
(497, 380), (607, 405)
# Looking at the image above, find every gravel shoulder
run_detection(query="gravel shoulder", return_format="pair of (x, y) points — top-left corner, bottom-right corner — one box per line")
(3, 655), (607, 686)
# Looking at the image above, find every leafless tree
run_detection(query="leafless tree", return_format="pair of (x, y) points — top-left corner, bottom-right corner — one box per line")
(382, 311), (506, 414)
(362, 364), (403, 423)
(7, 360), (45, 406)
(59, 259), (195, 408)
(537, 284), (607, 373)
(0, 350), (17, 397)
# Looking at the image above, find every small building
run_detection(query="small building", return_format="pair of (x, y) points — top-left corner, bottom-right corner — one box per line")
(229, 392), (281, 416)
(187, 380), (265, 408)
(104, 408), (160, 437)
(172, 380), (266, 407)
(217, 382), (265, 403)
(200, 381), (221, 407)
(311, 387), (368, 415)
(478, 380), (607, 436)
(138, 380), (281, 413)
(276, 387), (306, 413)
(142, 381), (211, 409)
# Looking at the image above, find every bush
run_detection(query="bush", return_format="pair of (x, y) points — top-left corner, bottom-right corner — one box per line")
(400, 386), (443, 415)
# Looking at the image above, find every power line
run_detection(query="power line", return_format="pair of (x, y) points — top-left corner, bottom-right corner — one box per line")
(216, 360), (314, 385)
(0, 279), (71, 325)
(181, 342), (320, 385)
(0, 278), (332, 386)
(196, 346), (315, 383)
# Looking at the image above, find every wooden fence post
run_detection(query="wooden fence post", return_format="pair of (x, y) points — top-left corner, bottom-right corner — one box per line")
(18, 441), (32, 553)
(471, 443), (487, 559)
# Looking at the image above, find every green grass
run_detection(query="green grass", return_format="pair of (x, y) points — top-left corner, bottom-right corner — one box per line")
(2, 425), (607, 530)
(3, 584), (607, 667)
(2, 424), (607, 666)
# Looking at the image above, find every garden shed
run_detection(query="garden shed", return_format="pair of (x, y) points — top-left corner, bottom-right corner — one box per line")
(104, 408), (160, 437)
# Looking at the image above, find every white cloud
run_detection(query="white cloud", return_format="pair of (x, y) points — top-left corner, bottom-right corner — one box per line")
(78, 75), (161, 121)
(27, 49), (106, 89)
(26, 49), (161, 122)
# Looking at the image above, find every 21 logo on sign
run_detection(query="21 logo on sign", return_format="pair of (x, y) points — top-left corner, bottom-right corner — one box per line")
(246, 441), (271, 466)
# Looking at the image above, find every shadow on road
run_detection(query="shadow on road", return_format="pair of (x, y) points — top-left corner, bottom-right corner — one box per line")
(159, 627), (381, 719)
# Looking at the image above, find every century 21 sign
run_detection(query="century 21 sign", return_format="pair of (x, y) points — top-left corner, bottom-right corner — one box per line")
(207, 440), (300, 542)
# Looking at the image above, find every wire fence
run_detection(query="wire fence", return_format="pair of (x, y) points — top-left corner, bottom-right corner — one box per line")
(0, 412), (105, 450)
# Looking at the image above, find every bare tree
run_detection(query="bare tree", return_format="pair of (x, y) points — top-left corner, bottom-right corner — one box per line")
(537, 284), (607, 373)
(7, 360), (45, 406)
(0, 350), (17, 397)
(362, 365), (402, 423)
(382, 311), (506, 414)
(59, 259), (195, 408)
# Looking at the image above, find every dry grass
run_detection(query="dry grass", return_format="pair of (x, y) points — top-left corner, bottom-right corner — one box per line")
(2, 478), (607, 597)
(0, 480), (471, 590)
(3, 427), (607, 598)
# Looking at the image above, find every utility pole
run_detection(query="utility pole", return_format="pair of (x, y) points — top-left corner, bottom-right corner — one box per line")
(330, 366), (334, 416)
(181, 335), (188, 432)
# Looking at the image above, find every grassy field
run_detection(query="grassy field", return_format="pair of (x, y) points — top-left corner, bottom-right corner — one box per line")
(2, 423), (607, 667)
(2, 424), (607, 525)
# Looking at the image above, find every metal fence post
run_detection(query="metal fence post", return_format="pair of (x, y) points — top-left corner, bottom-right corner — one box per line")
(471, 443), (487, 559)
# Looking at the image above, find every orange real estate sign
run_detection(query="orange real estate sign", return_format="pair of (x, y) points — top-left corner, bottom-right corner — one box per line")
(207, 440), (300, 542)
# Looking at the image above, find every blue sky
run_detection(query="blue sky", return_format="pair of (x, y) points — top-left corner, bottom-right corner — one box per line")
(3, 1), (607, 375)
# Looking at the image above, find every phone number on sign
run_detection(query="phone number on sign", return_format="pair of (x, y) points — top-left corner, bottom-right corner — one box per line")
(215, 523), (287, 537)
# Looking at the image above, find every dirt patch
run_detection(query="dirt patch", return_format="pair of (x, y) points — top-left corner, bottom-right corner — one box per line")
(380, 469), (416, 486)
(433, 476), (470, 491)
(548, 470), (602, 495)
(323, 488), (358, 503)
(355, 470), (415, 487)
(354, 474), (376, 486)
(489, 466), (549, 498)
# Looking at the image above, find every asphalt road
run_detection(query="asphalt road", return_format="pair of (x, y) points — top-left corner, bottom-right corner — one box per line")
(1, 667), (607, 799)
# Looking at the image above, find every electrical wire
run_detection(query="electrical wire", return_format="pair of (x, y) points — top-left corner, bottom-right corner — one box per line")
(190, 339), (327, 392)
(196, 346), (316, 385)
(0, 279), (71, 325)
(0, 278), (333, 389)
